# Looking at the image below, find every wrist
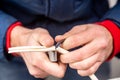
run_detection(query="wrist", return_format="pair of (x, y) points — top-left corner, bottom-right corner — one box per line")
(97, 20), (120, 60)
(6, 22), (22, 56)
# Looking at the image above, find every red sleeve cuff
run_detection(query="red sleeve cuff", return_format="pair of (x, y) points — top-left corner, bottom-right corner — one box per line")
(98, 20), (120, 61)
(6, 21), (22, 56)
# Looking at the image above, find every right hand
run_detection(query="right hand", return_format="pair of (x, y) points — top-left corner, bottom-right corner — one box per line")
(10, 26), (66, 78)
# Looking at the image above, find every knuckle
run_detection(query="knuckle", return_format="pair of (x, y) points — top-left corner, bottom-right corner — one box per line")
(31, 60), (38, 67)
(34, 73), (48, 78)
(69, 63), (73, 67)
(60, 58), (67, 63)
(82, 62), (89, 69)
(77, 70), (85, 76)
(77, 70), (94, 77)
(57, 70), (65, 78)
(77, 51), (86, 60)
(98, 39), (108, 49)
(29, 70), (39, 76)
(69, 62), (90, 70)
(70, 37), (79, 45)
(44, 38), (54, 46)
(57, 73), (64, 78)
(88, 68), (95, 75)
(64, 36), (79, 49)
(67, 38), (74, 47)
(30, 31), (40, 40)
(34, 76), (39, 78)
(72, 26), (80, 30)
(31, 59), (43, 67)
(60, 55), (68, 63)
(74, 25), (88, 31)
(69, 63), (75, 69)
(34, 28), (47, 32)
(33, 60), (46, 69)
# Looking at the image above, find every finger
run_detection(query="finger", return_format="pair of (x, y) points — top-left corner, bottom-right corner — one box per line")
(61, 31), (94, 50)
(55, 35), (66, 42)
(32, 28), (54, 47)
(77, 62), (102, 76)
(39, 32), (54, 47)
(29, 51), (66, 78)
(55, 25), (88, 42)
(69, 53), (100, 70)
(29, 67), (49, 78)
(56, 27), (94, 50)
(36, 60), (67, 78)
(22, 53), (49, 78)
(60, 40), (100, 63)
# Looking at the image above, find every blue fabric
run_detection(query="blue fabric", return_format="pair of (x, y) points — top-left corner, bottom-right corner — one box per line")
(1, 0), (108, 22)
(48, 0), (93, 21)
(0, 0), (119, 80)
(0, 11), (17, 59)
(101, 0), (120, 27)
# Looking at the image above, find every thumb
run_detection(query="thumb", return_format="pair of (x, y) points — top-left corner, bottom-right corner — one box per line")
(55, 35), (66, 42)
(32, 28), (54, 47)
(39, 32), (54, 47)
(55, 26), (79, 42)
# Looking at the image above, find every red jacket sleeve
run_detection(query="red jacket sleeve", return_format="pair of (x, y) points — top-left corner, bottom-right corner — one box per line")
(6, 21), (22, 56)
(6, 20), (120, 59)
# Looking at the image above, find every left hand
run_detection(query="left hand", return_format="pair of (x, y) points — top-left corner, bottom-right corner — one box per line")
(55, 24), (113, 76)
(11, 26), (66, 78)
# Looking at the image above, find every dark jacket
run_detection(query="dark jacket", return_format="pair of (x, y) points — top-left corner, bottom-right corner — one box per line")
(0, 0), (120, 59)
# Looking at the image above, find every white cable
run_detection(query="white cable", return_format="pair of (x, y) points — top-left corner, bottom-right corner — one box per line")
(8, 46), (99, 80)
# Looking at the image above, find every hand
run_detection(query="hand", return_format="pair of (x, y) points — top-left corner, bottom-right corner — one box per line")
(11, 26), (66, 78)
(55, 24), (113, 76)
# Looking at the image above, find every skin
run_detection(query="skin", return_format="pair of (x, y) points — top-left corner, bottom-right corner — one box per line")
(11, 23), (113, 78)
(10, 26), (66, 78)
(55, 24), (113, 76)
